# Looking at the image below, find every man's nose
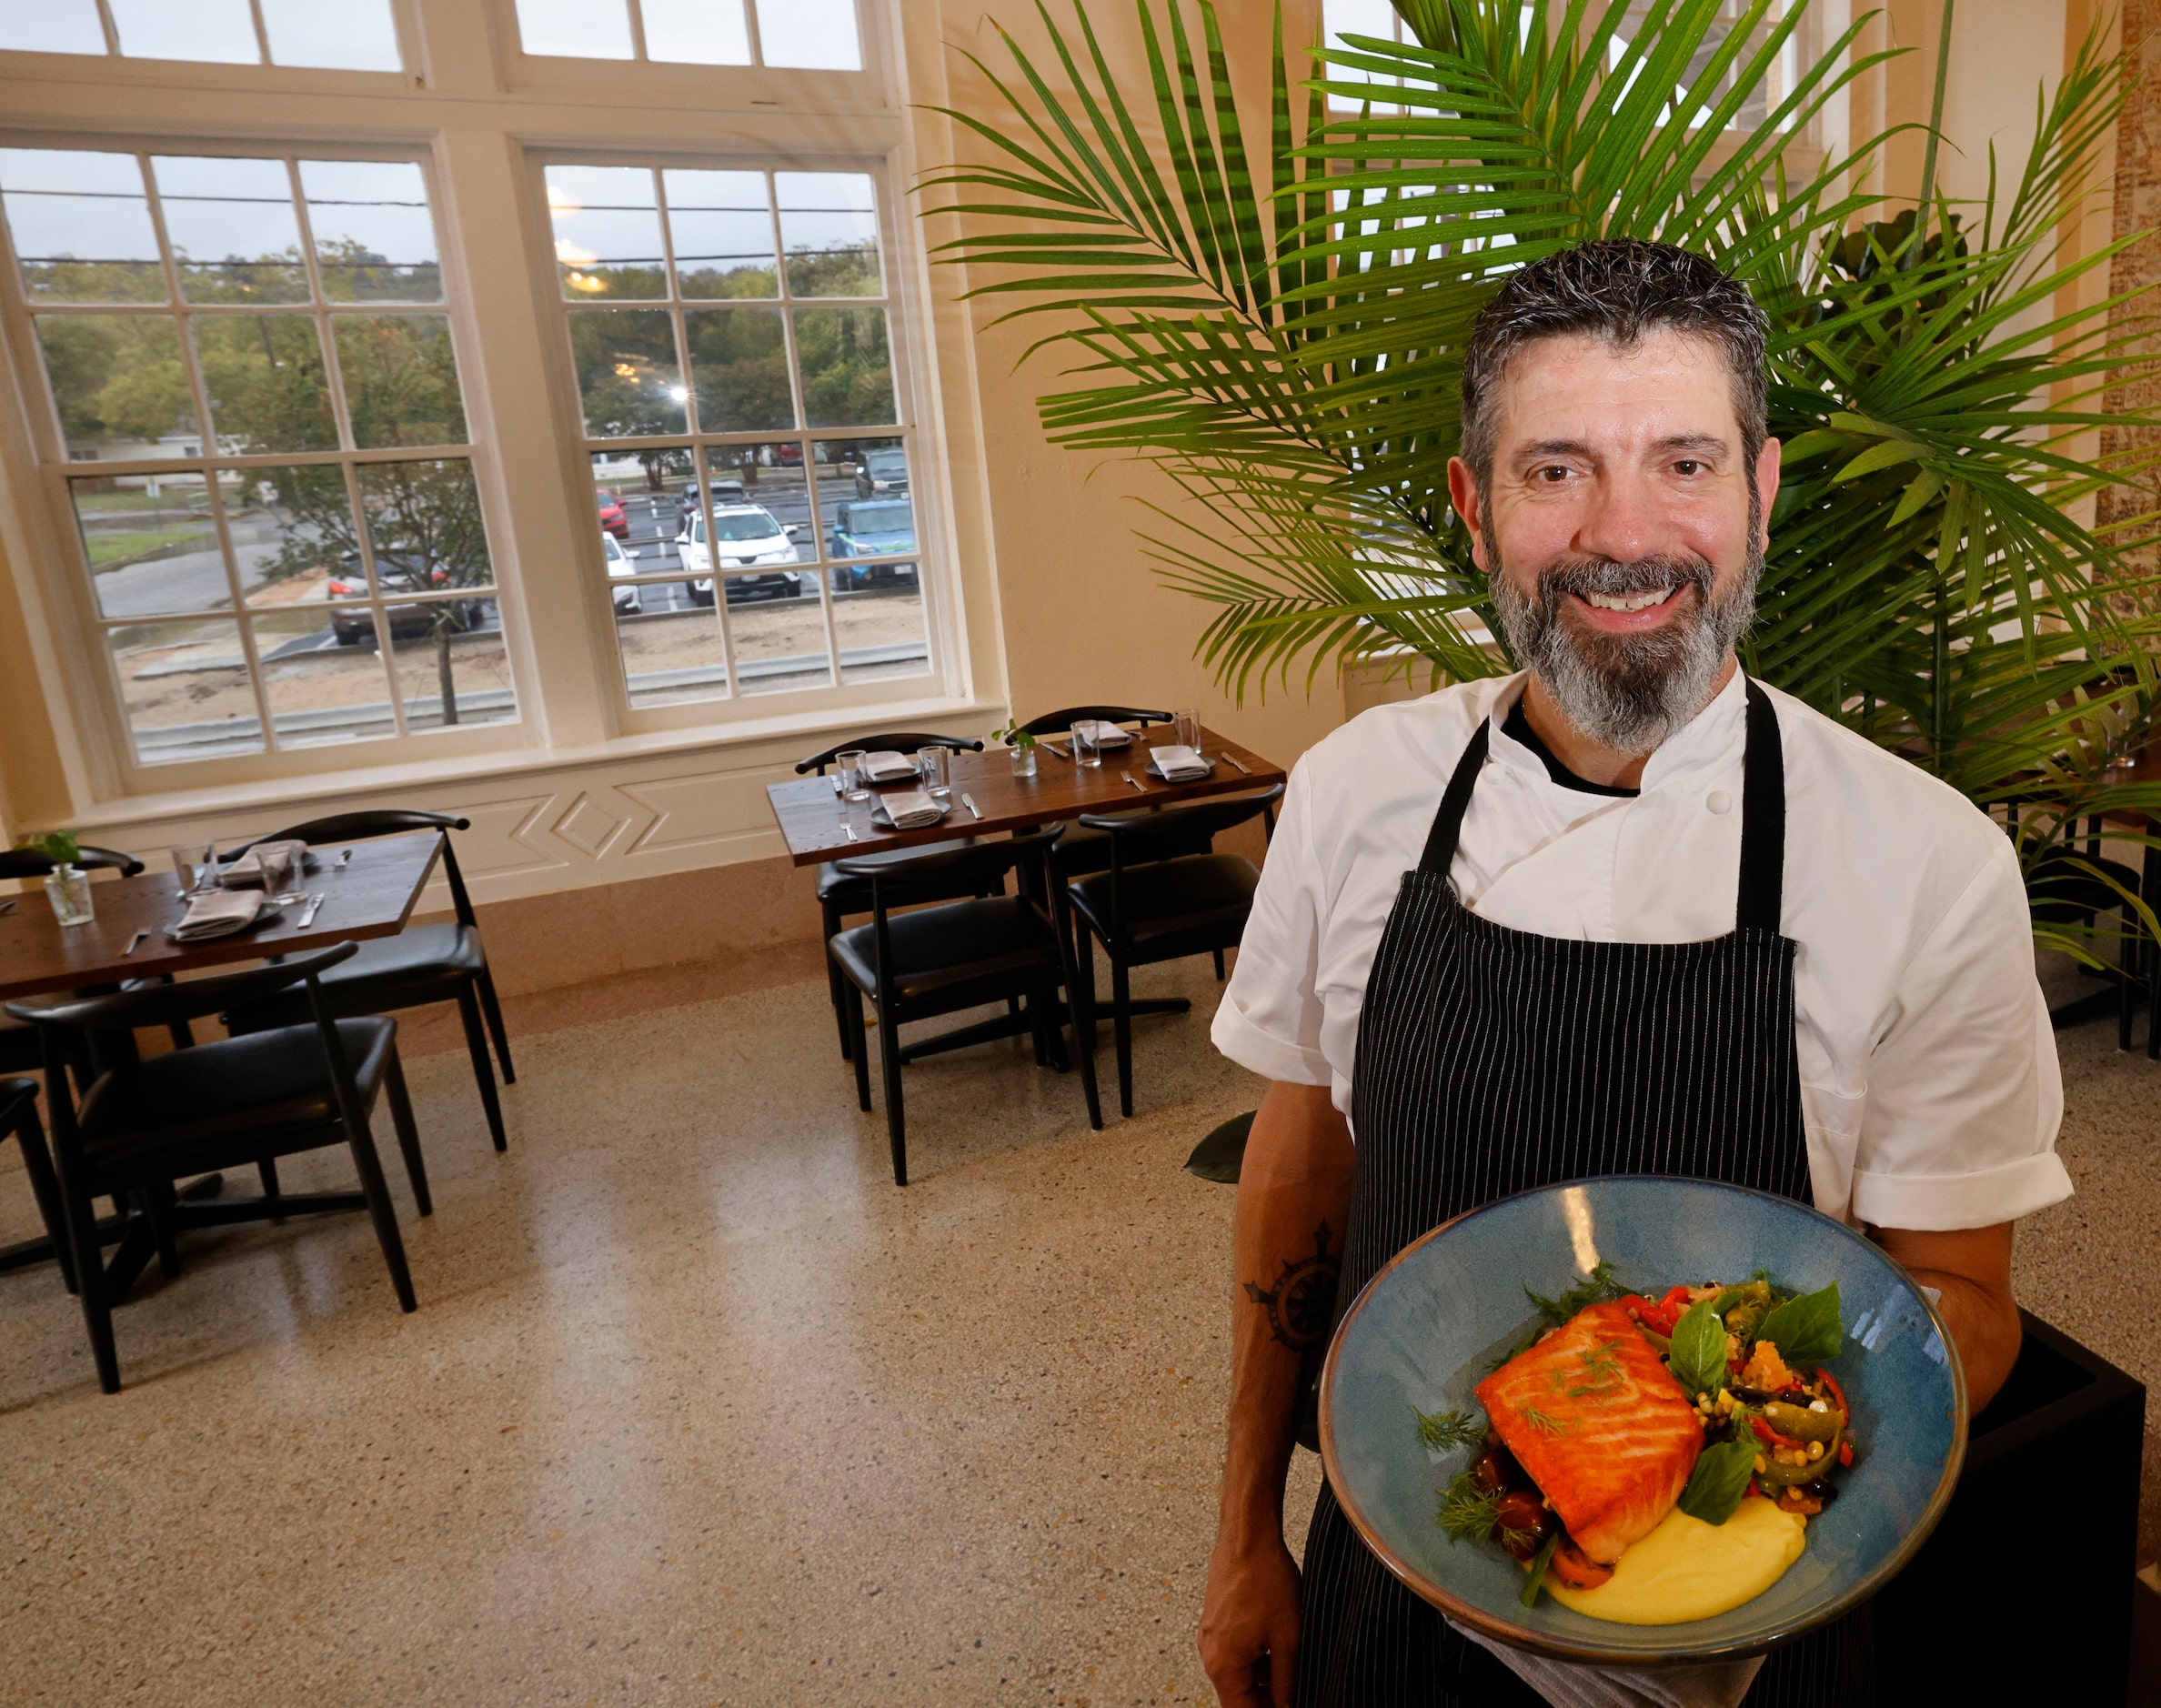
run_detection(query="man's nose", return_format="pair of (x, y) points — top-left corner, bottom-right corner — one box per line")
(1572, 472), (1670, 564)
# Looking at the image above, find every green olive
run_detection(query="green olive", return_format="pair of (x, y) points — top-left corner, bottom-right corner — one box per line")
(1763, 1401), (1842, 1443)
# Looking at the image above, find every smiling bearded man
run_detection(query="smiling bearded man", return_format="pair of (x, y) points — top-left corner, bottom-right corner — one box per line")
(1195, 240), (2068, 1708)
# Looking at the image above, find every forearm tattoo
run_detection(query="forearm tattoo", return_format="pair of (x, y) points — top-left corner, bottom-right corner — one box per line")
(1243, 1221), (1339, 1350)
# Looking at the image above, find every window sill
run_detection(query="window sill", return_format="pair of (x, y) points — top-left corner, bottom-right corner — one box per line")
(59, 689), (1008, 838)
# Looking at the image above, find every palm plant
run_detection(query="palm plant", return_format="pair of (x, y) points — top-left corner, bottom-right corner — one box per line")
(920, 0), (2161, 958)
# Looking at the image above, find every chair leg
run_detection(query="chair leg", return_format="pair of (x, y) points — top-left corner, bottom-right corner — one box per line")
(455, 983), (508, 1152)
(145, 1183), (181, 1280)
(343, 1114), (417, 1313)
(165, 1020), (196, 1050)
(475, 965), (515, 1085)
(845, 983), (873, 1111)
(8, 1100), (76, 1294)
(383, 1049), (432, 1217)
(257, 1157), (283, 1217)
(1111, 957), (1134, 1120)
(1212, 947), (1226, 981)
(1053, 935), (1101, 1132)
(824, 900), (852, 1060)
(1040, 984), (1071, 1073)
(59, 1164), (120, 1393)
(877, 1002), (909, 1186)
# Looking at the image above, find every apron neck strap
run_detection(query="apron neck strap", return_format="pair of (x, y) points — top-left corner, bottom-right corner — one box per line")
(1416, 678), (1788, 932)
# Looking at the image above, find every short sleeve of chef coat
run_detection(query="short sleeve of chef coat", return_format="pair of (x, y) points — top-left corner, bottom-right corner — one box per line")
(1846, 828), (2070, 1231)
(1211, 755), (1333, 1087)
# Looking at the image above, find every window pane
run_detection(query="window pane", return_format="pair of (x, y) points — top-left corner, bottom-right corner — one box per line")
(300, 160), (441, 302)
(108, 617), (263, 760)
(664, 169), (775, 298)
(334, 314), (467, 448)
(250, 609), (397, 747)
(358, 458), (495, 604)
(568, 306), (686, 436)
(261, 0), (401, 70)
(755, 0), (859, 70)
(387, 609), (517, 730)
(826, 478), (914, 566)
(0, 0), (106, 54)
(193, 314), (337, 453)
(591, 447), (693, 568)
(792, 306), (892, 427)
(686, 305), (793, 431)
(728, 588), (830, 695)
(151, 156), (308, 305)
(680, 440), (809, 584)
(72, 475), (225, 618)
(547, 165), (666, 298)
(615, 605), (731, 708)
(225, 464), (361, 608)
(516, 0), (631, 58)
(35, 315), (192, 457)
(830, 562), (927, 686)
(776, 172), (879, 296)
(0, 148), (165, 303)
(107, 0), (259, 62)
(644, 0), (749, 64)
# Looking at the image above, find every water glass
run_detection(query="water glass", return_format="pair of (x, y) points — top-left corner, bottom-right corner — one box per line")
(917, 746), (950, 799)
(1173, 708), (1201, 753)
(835, 749), (868, 794)
(1070, 722), (1103, 768)
(844, 788), (876, 839)
(44, 865), (93, 928)
(261, 846), (296, 899)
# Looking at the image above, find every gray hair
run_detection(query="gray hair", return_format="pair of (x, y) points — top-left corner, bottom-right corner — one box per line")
(1458, 238), (1769, 493)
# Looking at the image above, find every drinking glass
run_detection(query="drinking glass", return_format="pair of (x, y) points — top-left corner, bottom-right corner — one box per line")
(1070, 722), (1102, 768)
(844, 788), (876, 839)
(1173, 708), (1201, 753)
(917, 746), (950, 799)
(835, 749), (868, 794)
(261, 846), (295, 899)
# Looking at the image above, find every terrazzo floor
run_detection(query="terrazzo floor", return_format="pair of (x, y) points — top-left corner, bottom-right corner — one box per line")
(0, 960), (2151, 1706)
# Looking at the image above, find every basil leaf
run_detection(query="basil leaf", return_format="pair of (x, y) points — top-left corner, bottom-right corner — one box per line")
(1666, 1297), (1730, 1401)
(1758, 1281), (1843, 1366)
(1519, 1532), (1560, 1607)
(1676, 1439), (1759, 1526)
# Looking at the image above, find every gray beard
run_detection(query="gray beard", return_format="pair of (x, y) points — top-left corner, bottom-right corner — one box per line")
(1488, 543), (1763, 754)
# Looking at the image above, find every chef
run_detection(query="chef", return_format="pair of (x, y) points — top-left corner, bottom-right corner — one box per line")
(1196, 239), (2069, 1708)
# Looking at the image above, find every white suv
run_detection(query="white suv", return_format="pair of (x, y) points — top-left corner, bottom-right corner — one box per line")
(678, 505), (809, 606)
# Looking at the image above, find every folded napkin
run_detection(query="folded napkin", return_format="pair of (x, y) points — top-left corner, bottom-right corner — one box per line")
(1450, 1623), (1764, 1708)
(1073, 719), (1131, 748)
(876, 789), (948, 830)
(1147, 743), (1211, 781)
(860, 750), (919, 782)
(220, 838), (307, 889)
(171, 889), (265, 941)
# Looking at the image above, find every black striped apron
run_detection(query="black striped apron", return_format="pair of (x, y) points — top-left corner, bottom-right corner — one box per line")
(1293, 681), (1874, 1707)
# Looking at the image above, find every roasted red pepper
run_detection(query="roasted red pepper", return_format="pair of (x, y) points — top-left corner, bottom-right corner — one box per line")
(1620, 1284), (1695, 1337)
(1751, 1414), (1806, 1452)
(1837, 1439), (1854, 1468)
(1816, 1367), (1849, 1422)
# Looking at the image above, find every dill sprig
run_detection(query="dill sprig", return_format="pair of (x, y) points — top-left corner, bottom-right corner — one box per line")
(1436, 1470), (1503, 1544)
(1517, 1403), (1567, 1437)
(1414, 1406), (1481, 1452)
(1524, 1262), (1631, 1329)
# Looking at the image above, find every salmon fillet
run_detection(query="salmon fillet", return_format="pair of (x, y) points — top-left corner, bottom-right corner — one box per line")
(1474, 1300), (1703, 1564)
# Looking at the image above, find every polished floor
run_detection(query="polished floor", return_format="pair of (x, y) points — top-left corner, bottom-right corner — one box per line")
(0, 960), (2153, 1705)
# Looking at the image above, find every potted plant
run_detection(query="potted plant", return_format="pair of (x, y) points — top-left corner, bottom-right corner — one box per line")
(16, 829), (92, 927)
(995, 718), (1040, 778)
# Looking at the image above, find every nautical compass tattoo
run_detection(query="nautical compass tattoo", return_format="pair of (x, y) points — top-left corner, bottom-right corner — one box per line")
(1244, 1221), (1339, 1350)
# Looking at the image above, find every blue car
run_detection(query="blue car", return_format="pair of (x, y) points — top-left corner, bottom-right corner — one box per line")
(828, 499), (918, 590)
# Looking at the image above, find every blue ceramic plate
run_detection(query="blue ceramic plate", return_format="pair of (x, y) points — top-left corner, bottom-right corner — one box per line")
(1318, 1176), (1965, 1665)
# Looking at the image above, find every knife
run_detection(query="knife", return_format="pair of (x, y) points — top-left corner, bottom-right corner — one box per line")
(1040, 741), (1072, 760)
(1223, 753), (1251, 774)
(123, 927), (148, 956)
(297, 893), (325, 929)
(961, 792), (983, 820)
(1124, 773), (1146, 791)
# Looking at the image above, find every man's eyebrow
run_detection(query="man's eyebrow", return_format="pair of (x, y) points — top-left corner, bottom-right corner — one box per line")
(1651, 433), (1731, 456)
(1511, 433), (1733, 461)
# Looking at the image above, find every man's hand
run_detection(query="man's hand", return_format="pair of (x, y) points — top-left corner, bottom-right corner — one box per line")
(1199, 1528), (1302, 1708)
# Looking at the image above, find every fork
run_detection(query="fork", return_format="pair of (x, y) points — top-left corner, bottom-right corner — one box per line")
(297, 892), (326, 929)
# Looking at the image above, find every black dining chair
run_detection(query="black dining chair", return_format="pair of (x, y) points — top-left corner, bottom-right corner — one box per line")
(0, 1076), (72, 1290)
(828, 838), (1101, 1186)
(1000, 705), (1189, 875)
(796, 732), (989, 1059)
(219, 810), (515, 1152)
(1066, 785), (1283, 1117)
(5, 944), (427, 1393)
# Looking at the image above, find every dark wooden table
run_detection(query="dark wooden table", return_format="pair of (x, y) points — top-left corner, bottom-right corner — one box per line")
(764, 724), (1286, 865)
(0, 833), (444, 1278)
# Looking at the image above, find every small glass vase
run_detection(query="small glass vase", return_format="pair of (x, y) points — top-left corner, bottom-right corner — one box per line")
(44, 863), (94, 927)
(1010, 743), (1038, 779)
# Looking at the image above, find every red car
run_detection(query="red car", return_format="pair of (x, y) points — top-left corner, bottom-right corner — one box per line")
(596, 489), (628, 538)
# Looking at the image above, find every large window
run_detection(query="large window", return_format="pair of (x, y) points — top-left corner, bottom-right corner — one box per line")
(545, 161), (929, 710)
(513, 0), (860, 70)
(0, 0), (402, 70)
(0, 146), (511, 762)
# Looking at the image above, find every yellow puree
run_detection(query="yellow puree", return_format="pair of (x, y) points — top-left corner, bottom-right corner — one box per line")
(1544, 1497), (1806, 1625)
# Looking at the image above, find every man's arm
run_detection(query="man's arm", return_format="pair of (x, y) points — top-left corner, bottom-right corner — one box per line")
(1873, 1221), (2021, 1412)
(1198, 1080), (1356, 1708)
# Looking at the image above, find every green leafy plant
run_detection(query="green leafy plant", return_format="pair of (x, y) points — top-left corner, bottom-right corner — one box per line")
(992, 718), (1040, 749)
(920, 0), (2161, 960)
(14, 830), (81, 867)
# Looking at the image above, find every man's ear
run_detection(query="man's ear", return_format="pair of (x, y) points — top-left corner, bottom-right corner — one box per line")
(1754, 436), (1782, 552)
(1447, 456), (1488, 574)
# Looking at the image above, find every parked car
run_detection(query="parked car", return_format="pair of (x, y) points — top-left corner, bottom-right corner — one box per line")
(328, 553), (489, 646)
(678, 476), (748, 527)
(774, 442), (803, 467)
(603, 529), (639, 613)
(596, 488), (628, 538)
(853, 447), (910, 498)
(828, 499), (918, 590)
(678, 505), (810, 606)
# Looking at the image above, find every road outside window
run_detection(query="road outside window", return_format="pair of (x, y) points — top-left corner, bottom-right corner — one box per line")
(0, 146), (510, 762)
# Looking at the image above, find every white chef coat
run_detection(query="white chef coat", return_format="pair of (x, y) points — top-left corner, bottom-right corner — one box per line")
(1211, 669), (2071, 1231)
